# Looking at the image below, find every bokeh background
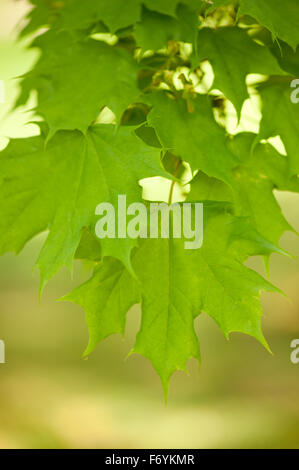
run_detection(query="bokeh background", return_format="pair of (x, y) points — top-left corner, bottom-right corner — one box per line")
(0, 0), (299, 449)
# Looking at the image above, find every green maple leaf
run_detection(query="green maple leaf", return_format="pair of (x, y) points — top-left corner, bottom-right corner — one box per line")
(132, 237), (202, 395)
(22, 0), (142, 35)
(21, 0), (56, 37)
(75, 228), (102, 262)
(189, 133), (299, 245)
(23, 0), (203, 35)
(257, 79), (299, 176)
(55, 0), (141, 33)
(65, 204), (279, 393)
(63, 257), (140, 356)
(239, 0), (299, 50)
(143, 0), (203, 16)
(229, 133), (299, 245)
(146, 91), (238, 183)
(133, 206), (280, 392)
(270, 41), (299, 77)
(0, 124), (168, 290)
(17, 31), (140, 136)
(188, 171), (232, 202)
(195, 27), (283, 117)
(134, 5), (199, 51)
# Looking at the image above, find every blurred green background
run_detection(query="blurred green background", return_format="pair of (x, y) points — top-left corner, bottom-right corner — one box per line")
(0, 0), (299, 449)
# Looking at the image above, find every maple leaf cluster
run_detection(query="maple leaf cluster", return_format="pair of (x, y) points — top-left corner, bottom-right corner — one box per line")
(1, 0), (299, 393)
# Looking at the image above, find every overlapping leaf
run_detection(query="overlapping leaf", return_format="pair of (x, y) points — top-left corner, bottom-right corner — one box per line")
(63, 257), (140, 356)
(17, 31), (140, 136)
(189, 133), (299, 245)
(146, 91), (238, 183)
(66, 204), (280, 392)
(239, 0), (299, 50)
(257, 79), (299, 176)
(270, 41), (299, 76)
(0, 124), (168, 289)
(22, 0), (142, 35)
(195, 27), (283, 117)
(23, 0), (203, 35)
(134, 5), (199, 51)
